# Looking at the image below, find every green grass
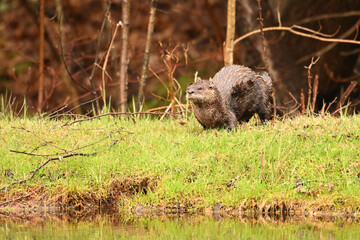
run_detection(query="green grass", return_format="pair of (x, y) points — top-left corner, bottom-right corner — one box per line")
(1, 113), (360, 209)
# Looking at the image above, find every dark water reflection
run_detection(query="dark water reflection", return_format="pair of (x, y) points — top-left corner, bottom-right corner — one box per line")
(0, 211), (359, 239)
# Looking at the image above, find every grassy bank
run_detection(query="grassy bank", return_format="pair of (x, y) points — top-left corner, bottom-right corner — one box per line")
(1, 114), (360, 212)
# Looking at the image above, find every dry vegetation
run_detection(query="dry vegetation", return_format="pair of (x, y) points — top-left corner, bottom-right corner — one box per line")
(0, 0), (359, 116)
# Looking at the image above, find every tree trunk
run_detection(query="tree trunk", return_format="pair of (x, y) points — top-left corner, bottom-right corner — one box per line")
(224, 0), (236, 66)
(37, 0), (45, 113)
(119, 0), (131, 112)
(138, 0), (158, 110)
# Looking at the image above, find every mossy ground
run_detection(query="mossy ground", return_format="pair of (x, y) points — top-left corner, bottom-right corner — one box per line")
(0, 113), (359, 211)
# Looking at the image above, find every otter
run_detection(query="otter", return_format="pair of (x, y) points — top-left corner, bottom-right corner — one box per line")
(186, 65), (272, 129)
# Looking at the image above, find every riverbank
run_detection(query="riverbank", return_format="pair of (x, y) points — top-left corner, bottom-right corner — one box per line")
(1, 114), (359, 214)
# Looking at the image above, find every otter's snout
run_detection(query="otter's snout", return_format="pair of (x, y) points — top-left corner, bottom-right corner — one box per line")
(187, 90), (194, 95)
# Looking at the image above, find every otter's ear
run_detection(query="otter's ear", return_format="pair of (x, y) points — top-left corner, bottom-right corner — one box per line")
(209, 77), (213, 82)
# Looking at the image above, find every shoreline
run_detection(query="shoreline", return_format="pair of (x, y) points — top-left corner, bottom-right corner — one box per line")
(1, 115), (360, 219)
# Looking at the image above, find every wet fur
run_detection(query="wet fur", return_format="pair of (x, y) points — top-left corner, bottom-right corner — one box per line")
(186, 65), (272, 129)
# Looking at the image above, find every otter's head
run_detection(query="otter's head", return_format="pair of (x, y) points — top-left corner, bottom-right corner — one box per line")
(186, 80), (219, 104)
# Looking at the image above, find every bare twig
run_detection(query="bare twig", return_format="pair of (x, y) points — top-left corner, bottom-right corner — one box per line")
(234, 25), (360, 45)
(332, 102), (351, 116)
(102, 20), (122, 103)
(224, 0), (236, 66)
(138, 0), (158, 109)
(160, 45), (182, 118)
(295, 10), (360, 25)
(256, 0), (269, 71)
(11, 127), (69, 152)
(276, 0), (282, 27)
(10, 130), (119, 157)
(325, 97), (337, 113)
(2, 140), (118, 191)
(40, 67), (57, 110)
(119, 0), (131, 112)
(47, 96), (102, 119)
(304, 57), (320, 113)
(88, 1), (112, 112)
(311, 74), (319, 112)
(335, 81), (358, 112)
(62, 111), (170, 126)
(300, 89), (305, 114)
(58, 15), (91, 93)
(20, 0), (60, 61)
(297, 18), (360, 63)
(324, 63), (360, 83)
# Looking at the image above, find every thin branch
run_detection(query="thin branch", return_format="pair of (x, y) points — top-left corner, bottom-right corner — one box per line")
(325, 97), (337, 113)
(297, 18), (360, 63)
(47, 96), (101, 119)
(62, 111), (171, 126)
(295, 10), (360, 26)
(11, 127), (69, 152)
(311, 74), (319, 113)
(9, 131), (118, 157)
(20, 0), (60, 61)
(40, 67), (57, 110)
(304, 57), (320, 113)
(276, 0), (282, 27)
(234, 25), (360, 45)
(335, 81), (358, 111)
(102, 20), (122, 103)
(58, 15), (91, 92)
(88, 1), (112, 112)
(256, 0), (269, 71)
(138, 0), (158, 109)
(2, 141), (118, 191)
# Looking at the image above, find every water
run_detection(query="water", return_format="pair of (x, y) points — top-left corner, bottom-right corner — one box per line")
(1, 213), (359, 239)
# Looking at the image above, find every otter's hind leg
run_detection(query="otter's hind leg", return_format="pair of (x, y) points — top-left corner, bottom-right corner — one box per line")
(230, 80), (256, 122)
(257, 101), (271, 123)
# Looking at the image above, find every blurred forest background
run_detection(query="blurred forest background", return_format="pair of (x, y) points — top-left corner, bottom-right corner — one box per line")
(0, 0), (359, 116)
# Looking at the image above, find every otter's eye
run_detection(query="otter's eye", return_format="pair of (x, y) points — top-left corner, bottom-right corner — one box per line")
(197, 87), (202, 90)
(209, 86), (213, 89)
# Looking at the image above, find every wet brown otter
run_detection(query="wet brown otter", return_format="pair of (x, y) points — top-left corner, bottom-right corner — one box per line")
(186, 65), (272, 129)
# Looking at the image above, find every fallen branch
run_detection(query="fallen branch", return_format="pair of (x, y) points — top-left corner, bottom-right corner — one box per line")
(62, 111), (171, 126)
(9, 130), (120, 157)
(1, 140), (118, 191)
(11, 127), (69, 152)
